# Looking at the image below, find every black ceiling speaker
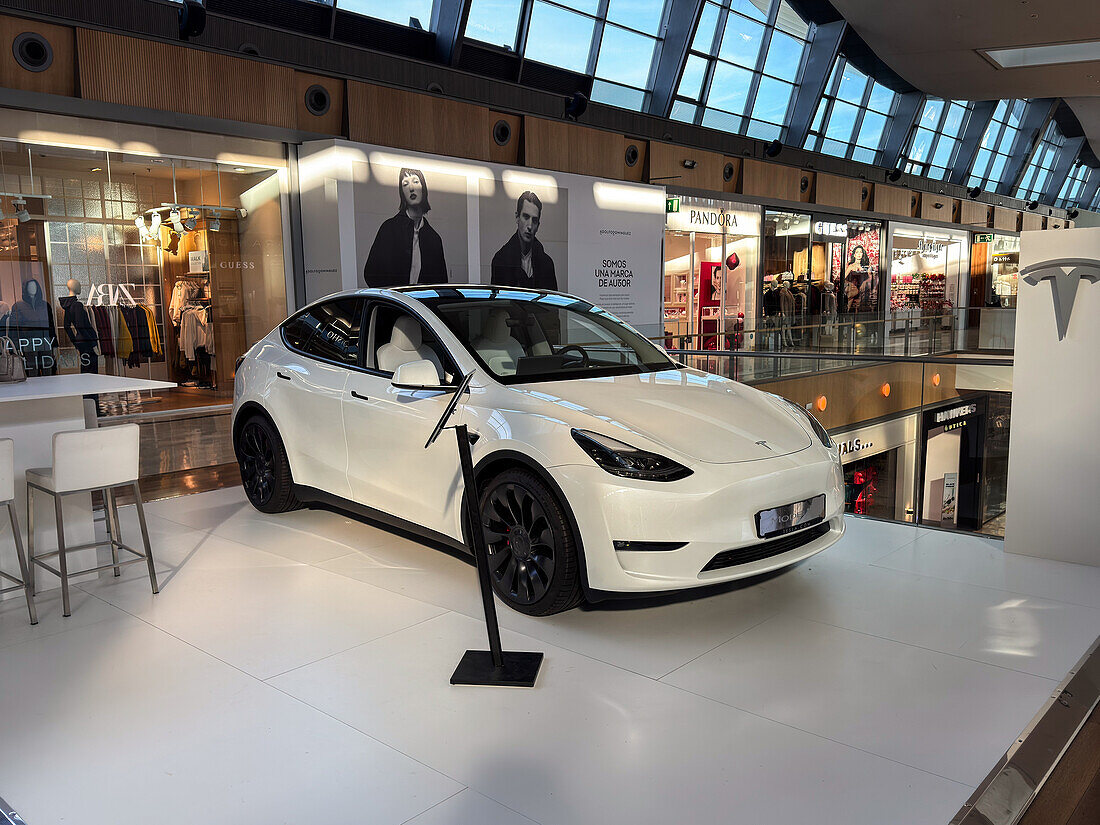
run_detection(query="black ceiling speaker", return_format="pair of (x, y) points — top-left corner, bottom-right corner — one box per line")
(723, 162), (735, 182)
(493, 119), (513, 147)
(426, 82), (444, 94)
(564, 91), (588, 122)
(967, 186), (982, 198)
(1026, 200), (1039, 210)
(304, 84), (331, 117)
(625, 144), (640, 167)
(764, 139), (783, 158)
(1067, 208), (1080, 220)
(239, 43), (261, 56)
(861, 186), (869, 201)
(800, 175), (809, 193)
(178, 0), (207, 40)
(12, 32), (53, 72)
(887, 168), (903, 183)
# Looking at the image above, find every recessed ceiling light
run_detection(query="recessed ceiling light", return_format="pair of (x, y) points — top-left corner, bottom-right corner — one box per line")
(233, 167), (247, 172)
(90, 166), (102, 172)
(983, 39), (1100, 69)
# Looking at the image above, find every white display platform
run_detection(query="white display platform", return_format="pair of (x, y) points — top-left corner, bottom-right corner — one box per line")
(0, 375), (175, 599)
(1005, 228), (1100, 565)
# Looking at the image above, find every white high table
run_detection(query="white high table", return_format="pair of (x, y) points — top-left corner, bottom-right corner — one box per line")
(0, 375), (175, 600)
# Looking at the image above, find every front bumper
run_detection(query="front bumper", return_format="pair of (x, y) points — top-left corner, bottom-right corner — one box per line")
(549, 449), (845, 594)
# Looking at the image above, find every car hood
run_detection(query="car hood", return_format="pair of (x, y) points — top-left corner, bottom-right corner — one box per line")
(511, 368), (812, 464)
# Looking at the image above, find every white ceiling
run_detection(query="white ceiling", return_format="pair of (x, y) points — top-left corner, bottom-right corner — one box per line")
(828, 0), (1100, 158)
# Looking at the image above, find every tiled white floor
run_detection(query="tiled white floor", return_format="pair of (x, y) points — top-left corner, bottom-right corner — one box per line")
(1, 488), (1097, 825)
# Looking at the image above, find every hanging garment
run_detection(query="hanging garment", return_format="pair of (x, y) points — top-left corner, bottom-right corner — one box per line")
(142, 304), (162, 355)
(92, 305), (115, 356)
(116, 307), (134, 360)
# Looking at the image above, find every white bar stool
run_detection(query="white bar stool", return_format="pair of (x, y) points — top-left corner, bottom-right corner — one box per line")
(0, 438), (37, 625)
(26, 424), (159, 618)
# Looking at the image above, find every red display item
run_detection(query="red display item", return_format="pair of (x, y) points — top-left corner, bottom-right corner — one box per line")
(725, 252), (740, 270)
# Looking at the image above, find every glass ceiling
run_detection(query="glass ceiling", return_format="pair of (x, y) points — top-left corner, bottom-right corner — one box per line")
(672, 0), (811, 140)
(903, 99), (975, 182)
(1014, 119), (1065, 202)
(967, 99), (1027, 191)
(802, 57), (897, 164)
(1055, 160), (1094, 210)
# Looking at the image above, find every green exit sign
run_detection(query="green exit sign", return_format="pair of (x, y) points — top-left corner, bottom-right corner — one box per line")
(976, 233), (994, 243)
(666, 197), (680, 213)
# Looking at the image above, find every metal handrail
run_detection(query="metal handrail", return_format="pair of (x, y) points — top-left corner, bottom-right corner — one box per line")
(664, 349), (1013, 367)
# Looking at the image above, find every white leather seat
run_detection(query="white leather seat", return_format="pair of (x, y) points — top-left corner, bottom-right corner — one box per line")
(472, 309), (526, 375)
(376, 315), (443, 378)
(26, 424), (158, 618)
(0, 438), (36, 625)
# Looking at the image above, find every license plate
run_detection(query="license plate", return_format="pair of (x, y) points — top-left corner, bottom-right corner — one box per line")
(756, 495), (826, 539)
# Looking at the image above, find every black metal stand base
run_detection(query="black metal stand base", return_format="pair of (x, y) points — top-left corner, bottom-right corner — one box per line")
(450, 650), (544, 688)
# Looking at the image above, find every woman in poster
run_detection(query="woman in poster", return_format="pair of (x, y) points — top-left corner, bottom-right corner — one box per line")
(362, 168), (448, 287)
(844, 244), (873, 312)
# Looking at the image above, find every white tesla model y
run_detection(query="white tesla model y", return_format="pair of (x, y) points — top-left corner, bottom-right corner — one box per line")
(233, 286), (844, 615)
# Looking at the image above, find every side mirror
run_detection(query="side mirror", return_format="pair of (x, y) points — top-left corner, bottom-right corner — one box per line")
(392, 359), (451, 391)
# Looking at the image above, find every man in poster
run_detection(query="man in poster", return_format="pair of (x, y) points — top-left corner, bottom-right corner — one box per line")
(363, 168), (448, 287)
(490, 191), (557, 290)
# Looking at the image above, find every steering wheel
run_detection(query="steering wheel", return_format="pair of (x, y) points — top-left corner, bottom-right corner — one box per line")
(557, 344), (590, 367)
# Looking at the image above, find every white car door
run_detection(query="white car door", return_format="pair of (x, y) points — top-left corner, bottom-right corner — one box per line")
(343, 300), (463, 539)
(273, 297), (365, 499)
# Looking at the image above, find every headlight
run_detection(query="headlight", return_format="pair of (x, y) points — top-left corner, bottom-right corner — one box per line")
(571, 429), (692, 481)
(773, 395), (833, 449)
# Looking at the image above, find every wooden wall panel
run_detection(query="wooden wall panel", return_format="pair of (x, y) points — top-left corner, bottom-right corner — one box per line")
(348, 82), (491, 160)
(815, 172), (863, 210)
(798, 170), (815, 203)
(721, 156), (742, 193)
(525, 117), (622, 179)
(742, 159), (801, 201)
(1021, 212), (1043, 231)
(959, 200), (991, 227)
(490, 112), (523, 166)
(754, 362), (961, 432)
(623, 138), (647, 183)
(294, 71), (345, 136)
(0, 15), (75, 97)
(993, 206), (1019, 231)
(77, 30), (297, 128)
(647, 141), (724, 189)
(920, 193), (954, 223)
(873, 184), (910, 216)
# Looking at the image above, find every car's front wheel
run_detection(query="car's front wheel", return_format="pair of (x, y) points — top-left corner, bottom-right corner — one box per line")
(477, 468), (583, 616)
(236, 414), (301, 514)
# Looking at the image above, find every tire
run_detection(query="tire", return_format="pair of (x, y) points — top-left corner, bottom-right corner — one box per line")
(235, 414), (301, 514)
(476, 468), (583, 616)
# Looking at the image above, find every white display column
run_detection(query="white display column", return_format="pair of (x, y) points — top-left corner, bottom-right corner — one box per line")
(1004, 228), (1100, 565)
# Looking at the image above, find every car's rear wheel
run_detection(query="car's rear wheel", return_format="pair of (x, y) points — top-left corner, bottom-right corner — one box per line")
(236, 415), (301, 514)
(477, 468), (583, 616)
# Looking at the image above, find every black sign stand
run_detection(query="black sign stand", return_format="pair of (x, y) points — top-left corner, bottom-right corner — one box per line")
(425, 372), (543, 688)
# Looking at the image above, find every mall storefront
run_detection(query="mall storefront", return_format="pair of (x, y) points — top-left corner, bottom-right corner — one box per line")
(885, 222), (970, 349)
(662, 196), (760, 350)
(0, 109), (293, 485)
(833, 414), (918, 522)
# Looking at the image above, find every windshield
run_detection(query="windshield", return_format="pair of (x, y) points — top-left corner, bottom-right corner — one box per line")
(408, 287), (674, 384)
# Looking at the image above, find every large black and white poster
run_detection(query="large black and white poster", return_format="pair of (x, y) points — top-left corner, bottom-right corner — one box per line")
(353, 161), (469, 287)
(478, 176), (567, 293)
(300, 140), (665, 336)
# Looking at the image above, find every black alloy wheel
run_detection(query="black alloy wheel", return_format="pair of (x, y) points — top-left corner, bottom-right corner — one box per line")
(478, 469), (582, 615)
(236, 415), (300, 514)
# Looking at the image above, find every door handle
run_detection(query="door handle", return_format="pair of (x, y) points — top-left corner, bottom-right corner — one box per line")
(350, 390), (370, 401)
(276, 371), (292, 381)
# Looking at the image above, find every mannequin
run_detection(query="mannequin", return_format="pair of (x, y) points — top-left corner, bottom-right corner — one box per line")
(821, 281), (838, 339)
(60, 278), (100, 374)
(10, 278), (56, 376)
(778, 278), (795, 348)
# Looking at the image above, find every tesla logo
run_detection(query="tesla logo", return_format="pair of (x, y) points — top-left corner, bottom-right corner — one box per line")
(756, 440), (772, 450)
(1021, 257), (1100, 340)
